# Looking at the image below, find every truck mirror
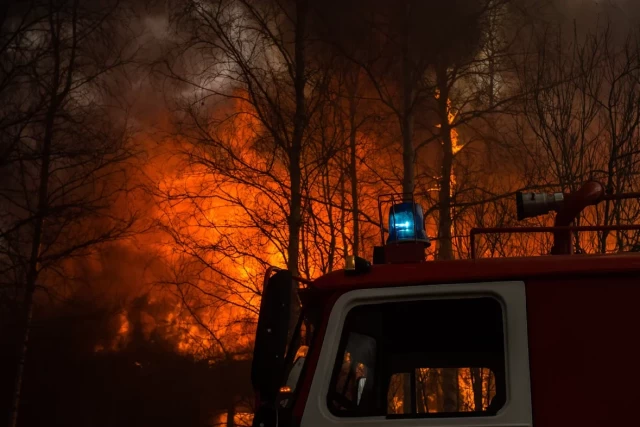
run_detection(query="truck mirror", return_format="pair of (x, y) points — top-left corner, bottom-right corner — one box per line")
(251, 269), (293, 403)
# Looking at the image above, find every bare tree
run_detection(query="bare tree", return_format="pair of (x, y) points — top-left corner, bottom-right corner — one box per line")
(514, 20), (640, 253)
(298, 54), (380, 270)
(0, 1), (140, 424)
(592, 28), (640, 251)
(155, 0), (328, 363)
(161, 0), (313, 280)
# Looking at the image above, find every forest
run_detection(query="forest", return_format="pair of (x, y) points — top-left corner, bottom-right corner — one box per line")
(2, 0), (640, 426)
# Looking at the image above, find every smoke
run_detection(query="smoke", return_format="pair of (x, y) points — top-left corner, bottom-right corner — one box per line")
(544, 0), (640, 37)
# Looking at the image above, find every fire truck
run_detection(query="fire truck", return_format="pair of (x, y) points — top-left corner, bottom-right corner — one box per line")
(250, 181), (640, 427)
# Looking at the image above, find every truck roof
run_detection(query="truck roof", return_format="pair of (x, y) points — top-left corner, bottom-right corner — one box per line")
(311, 252), (640, 291)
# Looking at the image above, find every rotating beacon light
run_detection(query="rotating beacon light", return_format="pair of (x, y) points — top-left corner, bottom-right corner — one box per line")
(387, 202), (430, 245)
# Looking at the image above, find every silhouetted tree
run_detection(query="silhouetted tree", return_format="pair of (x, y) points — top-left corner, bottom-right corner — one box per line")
(0, 1), (140, 424)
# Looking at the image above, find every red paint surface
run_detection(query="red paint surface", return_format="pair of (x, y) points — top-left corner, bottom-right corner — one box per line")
(526, 275), (640, 426)
(313, 252), (640, 291)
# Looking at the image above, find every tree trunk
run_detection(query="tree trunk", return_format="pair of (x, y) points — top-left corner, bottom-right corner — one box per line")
(287, 0), (308, 331)
(348, 84), (360, 257)
(601, 134), (619, 252)
(441, 368), (458, 412)
(9, 243), (42, 427)
(471, 368), (484, 411)
(8, 0), (77, 419)
(9, 51), (58, 427)
(401, 2), (415, 199)
(435, 61), (457, 415)
(488, 53), (495, 108)
(487, 7), (497, 109)
(226, 403), (235, 427)
(325, 165), (336, 271)
(339, 154), (349, 260)
(402, 373), (412, 414)
(287, 0), (308, 276)
(436, 62), (454, 261)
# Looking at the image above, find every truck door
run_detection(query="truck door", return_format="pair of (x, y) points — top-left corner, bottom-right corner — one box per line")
(300, 281), (532, 427)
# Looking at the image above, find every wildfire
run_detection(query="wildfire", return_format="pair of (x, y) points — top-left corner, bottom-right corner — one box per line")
(87, 103), (285, 361)
(387, 368), (496, 414)
(87, 66), (574, 376)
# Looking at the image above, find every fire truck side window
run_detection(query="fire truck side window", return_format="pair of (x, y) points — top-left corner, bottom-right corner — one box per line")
(327, 297), (506, 418)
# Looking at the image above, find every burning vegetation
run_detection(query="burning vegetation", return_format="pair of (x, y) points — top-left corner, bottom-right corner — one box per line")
(3, 0), (640, 426)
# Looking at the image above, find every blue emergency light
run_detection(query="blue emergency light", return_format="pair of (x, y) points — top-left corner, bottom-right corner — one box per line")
(387, 202), (429, 244)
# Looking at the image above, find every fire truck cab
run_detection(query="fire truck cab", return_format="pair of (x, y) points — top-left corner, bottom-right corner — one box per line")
(250, 182), (640, 427)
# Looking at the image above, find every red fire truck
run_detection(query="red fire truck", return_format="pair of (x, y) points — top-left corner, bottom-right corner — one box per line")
(250, 181), (640, 427)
